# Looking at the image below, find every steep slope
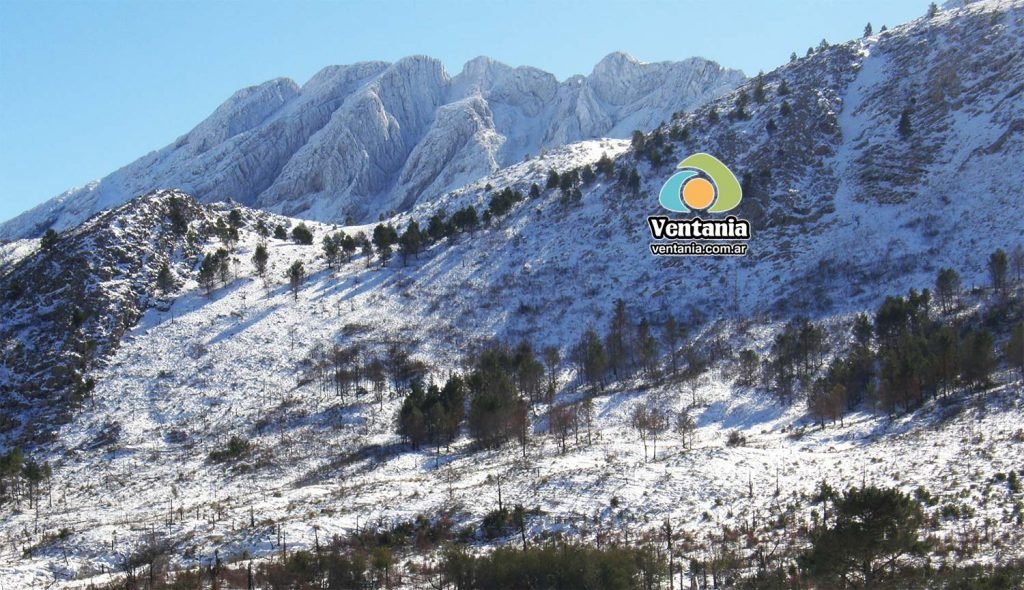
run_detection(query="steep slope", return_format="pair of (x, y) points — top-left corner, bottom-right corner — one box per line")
(0, 54), (744, 240)
(0, 191), (211, 445)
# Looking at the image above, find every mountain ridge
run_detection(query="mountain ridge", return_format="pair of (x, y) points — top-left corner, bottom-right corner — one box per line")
(0, 52), (745, 241)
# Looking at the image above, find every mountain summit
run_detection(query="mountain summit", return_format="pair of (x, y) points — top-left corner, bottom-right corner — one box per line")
(0, 53), (743, 240)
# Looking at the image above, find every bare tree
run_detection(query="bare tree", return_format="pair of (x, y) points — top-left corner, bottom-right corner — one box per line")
(1012, 244), (1024, 284)
(550, 405), (573, 454)
(648, 407), (668, 461)
(578, 397), (595, 446)
(675, 409), (696, 449)
(630, 404), (651, 461)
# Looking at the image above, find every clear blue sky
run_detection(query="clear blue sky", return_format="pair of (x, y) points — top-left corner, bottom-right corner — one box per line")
(0, 0), (930, 225)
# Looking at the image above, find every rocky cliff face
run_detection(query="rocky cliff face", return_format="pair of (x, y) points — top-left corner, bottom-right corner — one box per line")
(0, 53), (744, 239)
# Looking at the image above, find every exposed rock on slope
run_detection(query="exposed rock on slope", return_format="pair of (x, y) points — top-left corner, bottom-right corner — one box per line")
(0, 191), (208, 444)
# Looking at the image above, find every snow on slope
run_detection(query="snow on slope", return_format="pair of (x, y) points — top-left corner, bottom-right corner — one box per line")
(0, 240), (38, 274)
(2, 136), (1022, 586)
(3, 1), (1024, 585)
(0, 53), (744, 241)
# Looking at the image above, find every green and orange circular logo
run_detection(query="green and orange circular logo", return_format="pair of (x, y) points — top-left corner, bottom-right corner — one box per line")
(658, 153), (743, 213)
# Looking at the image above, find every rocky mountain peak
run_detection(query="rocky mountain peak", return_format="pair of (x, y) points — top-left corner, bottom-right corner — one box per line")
(0, 53), (744, 240)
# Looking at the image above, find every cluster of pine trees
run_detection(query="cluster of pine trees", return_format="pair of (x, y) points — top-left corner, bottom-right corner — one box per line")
(398, 376), (465, 451)
(394, 341), (561, 456)
(631, 128), (674, 167)
(0, 447), (51, 509)
(366, 203), (481, 267)
(573, 300), (689, 392)
(760, 255), (1024, 426)
(388, 301), (712, 460)
(197, 248), (233, 295)
(440, 543), (665, 590)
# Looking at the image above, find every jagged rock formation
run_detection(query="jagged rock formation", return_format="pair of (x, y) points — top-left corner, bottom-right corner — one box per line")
(0, 53), (744, 239)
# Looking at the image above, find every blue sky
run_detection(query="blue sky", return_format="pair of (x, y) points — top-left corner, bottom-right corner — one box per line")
(0, 0), (930, 225)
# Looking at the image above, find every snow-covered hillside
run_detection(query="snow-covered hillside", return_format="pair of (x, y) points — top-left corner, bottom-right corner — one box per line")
(2, 0), (1024, 587)
(1, 180), (1021, 586)
(0, 53), (743, 240)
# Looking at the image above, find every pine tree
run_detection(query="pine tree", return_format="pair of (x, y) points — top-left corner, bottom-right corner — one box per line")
(322, 234), (341, 269)
(799, 486), (925, 586)
(636, 319), (658, 378)
(252, 243), (269, 278)
(1006, 322), (1024, 379)
(790, 52), (798, 63)
(934, 268), (960, 313)
(227, 208), (244, 229)
(630, 130), (646, 153)
(780, 100), (792, 117)
(156, 263), (176, 294)
(927, 2), (939, 18)
(198, 252), (221, 296)
(753, 71), (767, 103)
(40, 228), (59, 251)
(215, 247), (231, 284)
(359, 234), (373, 267)
(559, 170), (577, 193)
(372, 223), (398, 267)
(167, 196), (190, 235)
(663, 315), (684, 377)
(732, 90), (749, 120)
(255, 219), (270, 238)
(605, 299), (632, 378)
(542, 346), (560, 399)
(546, 169), (560, 190)
(898, 109), (913, 139)
(574, 328), (607, 391)
(596, 152), (615, 177)
(961, 330), (994, 389)
(399, 220), (423, 264)
(340, 234), (357, 262)
(427, 211), (447, 241)
(581, 164), (596, 185)
(287, 260), (305, 300)
(451, 206), (479, 233)
(737, 349), (759, 386)
(989, 248), (1009, 295)
(291, 223), (314, 245)
(273, 224), (288, 240)
(864, 22), (873, 37)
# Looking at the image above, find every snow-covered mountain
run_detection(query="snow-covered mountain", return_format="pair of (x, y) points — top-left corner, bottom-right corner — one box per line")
(0, 53), (744, 240)
(1, 1), (1024, 586)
